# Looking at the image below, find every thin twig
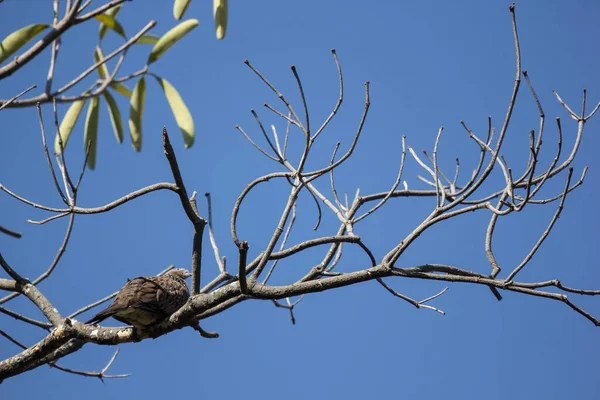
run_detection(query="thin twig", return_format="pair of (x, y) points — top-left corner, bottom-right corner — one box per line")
(75, 140), (92, 191)
(0, 225), (22, 239)
(235, 124), (279, 161)
(53, 98), (75, 200)
(244, 59), (306, 134)
(354, 135), (406, 223)
(313, 49), (343, 140)
(377, 278), (446, 315)
(0, 85), (36, 112)
(45, 0), (61, 95)
(36, 103), (68, 204)
(191, 321), (219, 338)
(205, 193), (225, 274)
(0, 306), (53, 329)
(263, 204), (297, 284)
(291, 65), (310, 135)
(0, 214), (75, 306)
(250, 109), (282, 161)
(305, 81), (370, 177)
(505, 168), (574, 282)
(50, 348), (131, 381)
(328, 142), (344, 211)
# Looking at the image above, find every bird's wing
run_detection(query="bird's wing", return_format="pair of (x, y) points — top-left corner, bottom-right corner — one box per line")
(85, 274), (192, 326)
(126, 276), (168, 316)
(155, 275), (190, 315)
(86, 277), (164, 324)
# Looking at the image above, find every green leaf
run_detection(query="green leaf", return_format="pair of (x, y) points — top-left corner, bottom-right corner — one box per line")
(84, 96), (100, 170)
(147, 19), (199, 64)
(0, 24), (49, 64)
(94, 46), (131, 98)
(135, 34), (160, 45)
(55, 99), (87, 154)
(93, 46), (109, 79)
(110, 82), (132, 98)
(173, 0), (192, 20)
(128, 78), (146, 151)
(103, 90), (124, 144)
(155, 77), (195, 148)
(95, 14), (126, 39)
(99, 5), (122, 39)
(213, 0), (228, 40)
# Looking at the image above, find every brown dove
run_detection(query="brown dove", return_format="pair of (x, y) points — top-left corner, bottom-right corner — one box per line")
(85, 268), (191, 329)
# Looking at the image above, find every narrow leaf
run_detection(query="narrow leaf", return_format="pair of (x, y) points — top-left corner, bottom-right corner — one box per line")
(110, 82), (132, 98)
(99, 5), (122, 39)
(155, 77), (195, 148)
(95, 14), (126, 38)
(0, 24), (49, 64)
(94, 46), (131, 97)
(103, 90), (124, 144)
(213, 0), (228, 40)
(93, 46), (109, 79)
(135, 34), (159, 45)
(173, 0), (192, 20)
(84, 96), (100, 170)
(128, 78), (146, 151)
(147, 19), (199, 64)
(55, 99), (87, 154)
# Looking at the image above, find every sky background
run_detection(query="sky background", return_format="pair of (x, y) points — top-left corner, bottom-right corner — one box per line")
(1, 0), (599, 398)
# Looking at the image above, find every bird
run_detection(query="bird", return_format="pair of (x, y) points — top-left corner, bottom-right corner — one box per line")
(85, 268), (192, 329)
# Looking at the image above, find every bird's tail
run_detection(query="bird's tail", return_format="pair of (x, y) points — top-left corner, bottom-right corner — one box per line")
(85, 309), (113, 325)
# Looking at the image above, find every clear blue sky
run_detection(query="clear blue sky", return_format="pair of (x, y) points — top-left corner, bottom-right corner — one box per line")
(1, 0), (599, 398)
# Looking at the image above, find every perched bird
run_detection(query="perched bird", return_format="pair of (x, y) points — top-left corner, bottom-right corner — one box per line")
(86, 268), (192, 329)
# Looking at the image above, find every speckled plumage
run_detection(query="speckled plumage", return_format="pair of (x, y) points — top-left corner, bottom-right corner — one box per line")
(85, 268), (191, 329)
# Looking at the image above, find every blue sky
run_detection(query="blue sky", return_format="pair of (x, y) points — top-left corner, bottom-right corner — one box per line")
(1, 0), (599, 398)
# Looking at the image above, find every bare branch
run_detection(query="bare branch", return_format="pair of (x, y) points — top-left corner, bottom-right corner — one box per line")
(328, 142), (344, 212)
(0, 306), (53, 329)
(50, 348), (131, 381)
(244, 59), (306, 134)
(231, 172), (292, 246)
(250, 109), (282, 161)
(235, 124), (280, 161)
(37, 103), (68, 204)
(377, 278), (446, 315)
(53, 98), (75, 201)
(553, 90), (580, 120)
(354, 135), (406, 223)
(305, 81), (370, 177)
(205, 193), (225, 274)
(238, 241), (249, 295)
(263, 204), (297, 284)
(191, 321), (219, 338)
(291, 65), (310, 135)
(0, 85), (36, 112)
(505, 168), (574, 282)
(313, 49), (343, 140)
(45, 0), (60, 95)
(0, 225), (21, 239)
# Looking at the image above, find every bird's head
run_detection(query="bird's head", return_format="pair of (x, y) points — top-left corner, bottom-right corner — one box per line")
(166, 268), (192, 280)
